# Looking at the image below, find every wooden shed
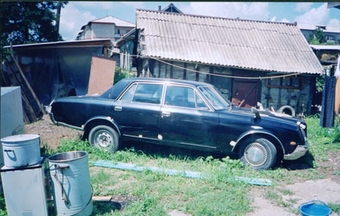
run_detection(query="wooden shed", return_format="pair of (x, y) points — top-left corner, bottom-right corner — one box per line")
(117, 9), (324, 116)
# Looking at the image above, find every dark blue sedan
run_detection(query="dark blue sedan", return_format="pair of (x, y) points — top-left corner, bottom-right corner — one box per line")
(47, 78), (308, 170)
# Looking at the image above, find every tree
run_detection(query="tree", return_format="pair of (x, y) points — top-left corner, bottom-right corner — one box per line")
(1, 1), (68, 46)
(308, 27), (325, 44)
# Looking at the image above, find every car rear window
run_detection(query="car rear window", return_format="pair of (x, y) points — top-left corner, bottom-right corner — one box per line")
(100, 79), (131, 99)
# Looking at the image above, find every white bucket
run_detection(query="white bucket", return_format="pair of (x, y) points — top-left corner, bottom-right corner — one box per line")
(48, 151), (93, 216)
(1, 134), (41, 167)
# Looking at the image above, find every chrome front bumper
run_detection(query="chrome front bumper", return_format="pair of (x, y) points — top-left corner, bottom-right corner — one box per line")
(284, 142), (309, 160)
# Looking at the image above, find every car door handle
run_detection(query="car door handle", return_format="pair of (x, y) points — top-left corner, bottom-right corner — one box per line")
(161, 111), (170, 118)
(114, 106), (122, 111)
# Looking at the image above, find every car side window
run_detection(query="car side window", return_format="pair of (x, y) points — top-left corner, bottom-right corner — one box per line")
(120, 83), (137, 102)
(195, 92), (208, 110)
(165, 86), (197, 108)
(132, 83), (163, 104)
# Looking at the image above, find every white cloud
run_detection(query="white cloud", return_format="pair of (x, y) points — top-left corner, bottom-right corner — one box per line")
(60, 3), (96, 40)
(295, 3), (313, 13)
(121, 2), (145, 9)
(182, 2), (269, 21)
(294, 3), (329, 25)
(327, 18), (340, 29)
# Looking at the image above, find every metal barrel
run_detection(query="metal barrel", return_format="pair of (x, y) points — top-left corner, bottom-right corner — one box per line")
(1, 134), (41, 168)
(48, 151), (93, 216)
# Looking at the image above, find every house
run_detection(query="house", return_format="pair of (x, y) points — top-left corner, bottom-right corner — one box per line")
(311, 44), (340, 66)
(298, 23), (340, 45)
(328, 2), (340, 9)
(117, 9), (324, 116)
(160, 3), (183, 13)
(76, 16), (135, 41)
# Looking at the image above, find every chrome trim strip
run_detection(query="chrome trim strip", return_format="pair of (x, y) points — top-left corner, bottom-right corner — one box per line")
(123, 134), (217, 149)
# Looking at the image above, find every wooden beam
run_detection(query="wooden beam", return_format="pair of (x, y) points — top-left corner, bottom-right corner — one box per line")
(10, 48), (46, 115)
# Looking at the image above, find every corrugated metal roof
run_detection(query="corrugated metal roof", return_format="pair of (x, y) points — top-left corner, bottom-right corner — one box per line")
(311, 45), (340, 51)
(136, 9), (324, 75)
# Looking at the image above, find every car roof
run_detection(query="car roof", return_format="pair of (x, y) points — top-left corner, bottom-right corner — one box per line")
(100, 77), (214, 100)
(124, 77), (212, 87)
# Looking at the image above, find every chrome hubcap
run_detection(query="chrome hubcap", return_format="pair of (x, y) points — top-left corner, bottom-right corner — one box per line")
(244, 142), (267, 167)
(95, 130), (113, 148)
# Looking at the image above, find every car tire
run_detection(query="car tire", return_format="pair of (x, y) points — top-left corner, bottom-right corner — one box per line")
(277, 105), (295, 116)
(88, 125), (120, 152)
(239, 138), (277, 170)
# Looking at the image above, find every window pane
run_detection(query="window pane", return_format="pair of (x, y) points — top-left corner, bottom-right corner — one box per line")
(196, 92), (208, 109)
(198, 86), (230, 110)
(120, 84), (137, 102)
(132, 83), (163, 104)
(165, 86), (195, 108)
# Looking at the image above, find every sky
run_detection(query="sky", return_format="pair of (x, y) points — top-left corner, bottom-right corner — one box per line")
(59, 2), (340, 41)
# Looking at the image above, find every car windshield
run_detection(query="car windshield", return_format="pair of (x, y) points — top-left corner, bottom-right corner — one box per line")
(198, 86), (231, 110)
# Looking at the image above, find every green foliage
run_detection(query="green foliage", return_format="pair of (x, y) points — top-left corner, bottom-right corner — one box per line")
(328, 203), (340, 214)
(306, 116), (340, 145)
(114, 66), (136, 84)
(308, 27), (325, 44)
(316, 75), (324, 93)
(1, 1), (68, 47)
(0, 192), (6, 215)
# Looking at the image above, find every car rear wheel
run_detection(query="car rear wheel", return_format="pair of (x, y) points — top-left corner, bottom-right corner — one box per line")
(239, 138), (277, 170)
(88, 125), (120, 152)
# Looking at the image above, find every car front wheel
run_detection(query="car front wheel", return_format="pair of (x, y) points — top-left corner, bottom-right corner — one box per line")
(88, 125), (120, 152)
(239, 138), (277, 170)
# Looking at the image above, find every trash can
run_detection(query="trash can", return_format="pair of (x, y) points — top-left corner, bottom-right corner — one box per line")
(49, 151), (93, 216)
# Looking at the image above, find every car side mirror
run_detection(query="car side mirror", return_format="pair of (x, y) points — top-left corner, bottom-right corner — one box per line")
(251, 107), (261, 121)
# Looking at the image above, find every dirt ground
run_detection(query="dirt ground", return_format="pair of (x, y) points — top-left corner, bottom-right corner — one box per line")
(26, 115), (340, 216)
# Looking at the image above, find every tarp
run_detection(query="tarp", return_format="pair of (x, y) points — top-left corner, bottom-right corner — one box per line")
(2, 45), (107, 106)
(320, 75), (336, 128)
(334, 56), (340, 115)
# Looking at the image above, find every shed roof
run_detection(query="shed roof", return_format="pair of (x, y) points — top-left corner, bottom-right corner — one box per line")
(136, 9), (324, 75)
(3, 39), (113, 50)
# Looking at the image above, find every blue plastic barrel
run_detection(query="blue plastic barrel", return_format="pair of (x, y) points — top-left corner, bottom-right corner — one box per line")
(299, 200), (332, 216)
(49, 151), (93, 216)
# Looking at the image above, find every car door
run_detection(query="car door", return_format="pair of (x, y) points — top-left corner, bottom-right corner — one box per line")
(159, 84), (219, 150)
(113, 82), (163, 140)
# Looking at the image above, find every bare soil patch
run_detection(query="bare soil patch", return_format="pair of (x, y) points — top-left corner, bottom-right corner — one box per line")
(25, 114), (82, 149)
(25, 115), (340, 215)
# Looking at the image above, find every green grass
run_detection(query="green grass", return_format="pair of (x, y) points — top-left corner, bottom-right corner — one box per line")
(0, 116), (339, 215)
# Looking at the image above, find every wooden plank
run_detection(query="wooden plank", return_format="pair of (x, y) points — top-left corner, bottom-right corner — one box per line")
(87, 56), (116, 95)
(335, 78), (340, 114)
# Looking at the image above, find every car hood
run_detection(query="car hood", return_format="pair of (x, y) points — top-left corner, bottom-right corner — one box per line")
(229, 106), (305, 125)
